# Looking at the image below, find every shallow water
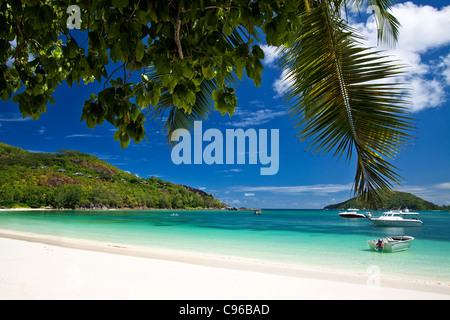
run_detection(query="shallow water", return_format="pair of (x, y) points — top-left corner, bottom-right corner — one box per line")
(1, 209), (449, 282)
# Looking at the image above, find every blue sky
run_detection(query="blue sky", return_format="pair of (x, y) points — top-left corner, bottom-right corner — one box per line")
(1, 1), (449, 208)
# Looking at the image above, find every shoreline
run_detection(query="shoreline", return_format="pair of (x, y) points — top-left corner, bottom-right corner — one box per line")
(0, 207), (226, 212)
(2, 207), (449, 214)
(0, 229), (449, 300)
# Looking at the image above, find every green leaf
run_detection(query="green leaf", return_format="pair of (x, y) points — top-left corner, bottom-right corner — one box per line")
(112, 0), (129, 8)
(212, 89), (223, 103)
(135, 90), (148, 108)
(136, 40), (145, 62)
(120, 135), (130, 149)
(185, 90), (196, 107)
(113, 130), (121, 141)
(86, 116), (96, 129)
(223, 22), (233, 36)
(252, 45), (265, 60)
(0, 88), (12, 102)
(149, 85), (161, 106)
(202, 65), (215, 80)
(108, 22), (120, 39)
(149, 8), (158, 23)
(67, 39), (79, 59)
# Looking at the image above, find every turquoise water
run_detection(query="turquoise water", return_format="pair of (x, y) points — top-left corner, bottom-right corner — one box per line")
(1, 209), (449, 282)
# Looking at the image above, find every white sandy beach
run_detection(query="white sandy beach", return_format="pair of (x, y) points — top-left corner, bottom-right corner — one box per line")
(0, 229), (449, 300)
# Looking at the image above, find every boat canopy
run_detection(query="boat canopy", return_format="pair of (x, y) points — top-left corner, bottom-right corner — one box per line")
(384, 210), (419, 215)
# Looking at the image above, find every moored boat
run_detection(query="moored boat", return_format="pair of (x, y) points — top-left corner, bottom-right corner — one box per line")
(367, 236), (414, 252)
(370, 209), (423, 227)
(338, 208), (368, 218)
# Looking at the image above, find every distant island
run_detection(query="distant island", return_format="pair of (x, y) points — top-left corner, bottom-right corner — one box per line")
(0, 142), (225, 210)
(324, 191), (449, 211)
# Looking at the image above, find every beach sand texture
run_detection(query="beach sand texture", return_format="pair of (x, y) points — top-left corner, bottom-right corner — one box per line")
(0, 230), (448, 300)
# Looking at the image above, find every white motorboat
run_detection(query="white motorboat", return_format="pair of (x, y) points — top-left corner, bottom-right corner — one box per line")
(338, 208), (368, 218)
(367, 236), (414, 252)
(370, 209), (423, 227)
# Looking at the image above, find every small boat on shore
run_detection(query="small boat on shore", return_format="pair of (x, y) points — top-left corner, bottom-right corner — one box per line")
(338, 209), (368, 218)
(370, 209), (423, 227)
(367, 236), (414, 252)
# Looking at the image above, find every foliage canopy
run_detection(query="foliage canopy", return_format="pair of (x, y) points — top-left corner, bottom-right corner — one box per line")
(0, 0), (414, 207)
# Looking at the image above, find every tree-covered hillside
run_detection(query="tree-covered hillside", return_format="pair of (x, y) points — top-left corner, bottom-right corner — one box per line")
(0, 142), (224, 209)
(324, 191), (445, 211)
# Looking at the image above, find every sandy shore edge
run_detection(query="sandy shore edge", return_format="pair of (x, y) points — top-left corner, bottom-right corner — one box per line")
(0, 229), (449, 300)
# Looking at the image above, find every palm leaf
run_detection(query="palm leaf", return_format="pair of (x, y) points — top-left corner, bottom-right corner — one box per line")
(280, 1), (414, 207)
(348, 0), (401, 46)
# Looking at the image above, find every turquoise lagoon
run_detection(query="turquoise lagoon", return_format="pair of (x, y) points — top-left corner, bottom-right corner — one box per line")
(1, 209), (449, 282)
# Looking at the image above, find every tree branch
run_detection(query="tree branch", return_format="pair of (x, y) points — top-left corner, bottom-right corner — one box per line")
(175, 0), (184, 60)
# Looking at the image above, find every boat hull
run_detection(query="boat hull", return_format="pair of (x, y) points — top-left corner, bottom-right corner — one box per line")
(370, 218), (423, 227)
(367, 236), (414, 252)
(339, 213), (366, 218)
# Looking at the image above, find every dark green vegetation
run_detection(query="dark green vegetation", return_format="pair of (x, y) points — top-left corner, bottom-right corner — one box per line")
(324, 191), (449, 211)
(0, 142), (224, 209)
(1, 0), (414, 207)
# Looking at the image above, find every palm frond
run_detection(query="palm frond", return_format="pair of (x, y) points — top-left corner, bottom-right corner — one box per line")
(348, 0), (401, 47)
(280, 2), (414, 207)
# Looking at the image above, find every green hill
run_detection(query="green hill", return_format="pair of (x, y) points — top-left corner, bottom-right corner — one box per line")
(0, 142), (224, 210)
(324, 191), (442, 211)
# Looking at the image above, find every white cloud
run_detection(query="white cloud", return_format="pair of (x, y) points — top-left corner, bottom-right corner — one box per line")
(260, 45), (282, 67)
(221, 168), (244, 173)
(436, 182), (450, 189)
(230, 182), (450, 206)
(353, 2), (450, 112)
(0, 117), (31, 122)
(273, 68), (295, 98)
(65, 134), (103, 138)
(387, 3), (450, 54)
(397, 183), (450, 205)
(225, 108), (286, 127)
(234, 183), (353, 195)
(259, 45), (296, 98)
(409, 77), (446, 111)
(244, 193), (255, 197)
(439, 53), (450, 86)
(271, 3), (450, 112)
